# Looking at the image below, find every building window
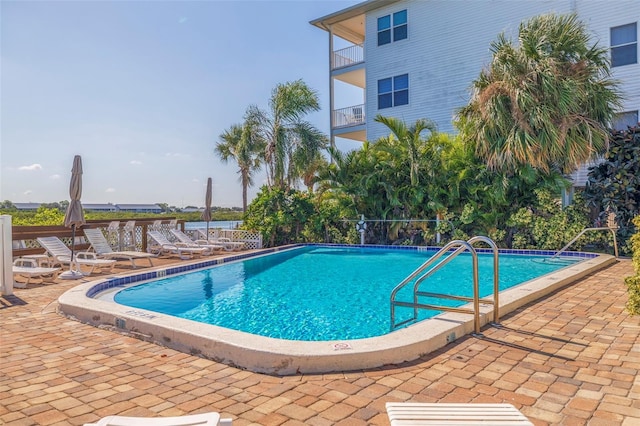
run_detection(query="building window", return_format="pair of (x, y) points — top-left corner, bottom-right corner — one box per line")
(611, 23), (637, 67)
(377, 9), (407, 46)
(378, 74), (409, 109)
(612, 110), (639, 130)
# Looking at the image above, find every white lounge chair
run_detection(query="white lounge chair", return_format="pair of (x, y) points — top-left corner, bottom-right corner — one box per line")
(106, 221), (120, 248)
(83, 412), (232, 426)
(386, 402), (533, 425)
(36, 236), (116, 275)
(147, 230), (207, 260)
(122, 221), (136, 250)
(13, 258), (61, 288)
(84, 228), (156, 268)
(196, 229), (245, 251)
(169, 229), (224, 255)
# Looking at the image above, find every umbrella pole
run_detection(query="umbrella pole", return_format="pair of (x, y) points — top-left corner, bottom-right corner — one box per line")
(70, 224), (76, 272)
(206, 222), (210, 241)
(60, 224), (84, 279)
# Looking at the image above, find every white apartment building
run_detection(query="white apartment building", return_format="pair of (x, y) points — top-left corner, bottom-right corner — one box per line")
(311, 0), (639, 148)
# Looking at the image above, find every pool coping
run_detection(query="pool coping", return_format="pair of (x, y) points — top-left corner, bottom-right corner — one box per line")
(57, 245), (617, 375)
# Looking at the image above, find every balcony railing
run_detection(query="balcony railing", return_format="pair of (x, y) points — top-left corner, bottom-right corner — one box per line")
(333, 104), (365, 128)
(332, 44), (364, 70)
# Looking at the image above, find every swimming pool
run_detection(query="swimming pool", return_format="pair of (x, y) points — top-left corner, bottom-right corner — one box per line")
(58, 244), (616, 374)
(111, 246), (580, 341)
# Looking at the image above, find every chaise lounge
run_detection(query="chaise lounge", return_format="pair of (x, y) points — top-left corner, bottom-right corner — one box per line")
(36, 236), (116, 275)
(12, 258), (61, 288)
(84, 228), (156, 268)
(385, 402), (533, 425)
(169, 229), (224, 255)
(147, 230), (207, 260)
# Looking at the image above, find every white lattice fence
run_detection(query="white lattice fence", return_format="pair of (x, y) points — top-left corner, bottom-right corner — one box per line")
(191, 229), (262, 249)
(217, 229), (262, 249)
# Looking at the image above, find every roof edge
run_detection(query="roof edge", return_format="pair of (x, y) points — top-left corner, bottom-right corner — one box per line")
(310, 0), (401, 30)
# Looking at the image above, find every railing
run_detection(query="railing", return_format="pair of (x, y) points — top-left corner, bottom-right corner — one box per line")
(390, 236), (500, 334)
(332, 44), (364, 70)
(12, 220), (264, 259)
(551, 227), (619, 259)
(11, 219), (184, 257)
(333, 104), (365, 128)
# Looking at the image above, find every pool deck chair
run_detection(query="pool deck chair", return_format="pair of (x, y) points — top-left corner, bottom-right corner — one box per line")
(386, 402), (534, 425)
(169, 229), (224, 255)
(36, 236), (116, 276)
(84, 228), (156, 268)
(147, 230), (207, 260)
(196, 229), (245, 251)
(83, 412), (232, 426)
(13, 258), (61, 288)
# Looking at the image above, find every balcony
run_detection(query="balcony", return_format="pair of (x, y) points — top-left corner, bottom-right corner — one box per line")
(332, 44), (364, 70)
(333, 104), (365, 128)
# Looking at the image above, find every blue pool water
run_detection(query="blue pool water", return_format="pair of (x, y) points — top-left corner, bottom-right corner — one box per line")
(113, 246), (579, 341)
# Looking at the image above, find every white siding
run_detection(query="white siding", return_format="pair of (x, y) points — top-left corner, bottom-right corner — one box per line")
(361, 0), (639, 141)
(578, 1), (640, 119)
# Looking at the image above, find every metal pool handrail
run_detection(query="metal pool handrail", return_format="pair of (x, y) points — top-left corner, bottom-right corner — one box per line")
(390, 237), (499, 334)
(551, 227), (618, 259)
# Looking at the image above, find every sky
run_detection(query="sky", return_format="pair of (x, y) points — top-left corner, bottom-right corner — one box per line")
(1, 0), (362, 208)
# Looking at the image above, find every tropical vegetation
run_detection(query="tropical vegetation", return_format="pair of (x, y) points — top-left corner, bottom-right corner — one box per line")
(216, 118), (265, 213)
(458, 13), (620, 176)
(625, 216), (640, 315)
(584, 126), (640, 252)
(8, 14), (633, 261)
(214, 13), (635, 257)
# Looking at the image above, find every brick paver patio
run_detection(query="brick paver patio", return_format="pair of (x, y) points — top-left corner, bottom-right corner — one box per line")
(1, 257), (639, 425)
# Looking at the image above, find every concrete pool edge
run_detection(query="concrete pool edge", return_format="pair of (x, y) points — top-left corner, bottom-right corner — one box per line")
(57, 250), (617, 375)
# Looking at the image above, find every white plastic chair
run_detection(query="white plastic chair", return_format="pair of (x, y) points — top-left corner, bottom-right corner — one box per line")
(107, 221), (120, 249)
(147, 230), (207, 259)
(12, 258), (61, 288)
(122, 221), (136, 250)
(84, 228), (155, 268)
(169, 229), (224, 255)
(36, 236), (116, 275)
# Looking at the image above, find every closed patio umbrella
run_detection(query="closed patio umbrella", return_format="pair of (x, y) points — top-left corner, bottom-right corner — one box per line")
(201, 177), (212, 241)
(60, 155), (85, 279)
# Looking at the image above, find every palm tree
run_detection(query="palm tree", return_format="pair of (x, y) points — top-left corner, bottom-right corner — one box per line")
(215, 118), (265, 212)
(247, 80), (328, 190)
(458, 13), (621, 175)
(300, 152), (328, 193)
(374, 115), (437, 186)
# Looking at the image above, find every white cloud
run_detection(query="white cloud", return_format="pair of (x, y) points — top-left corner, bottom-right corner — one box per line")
(19, 164), (42, 171)
(178, 17), (188, 24)
(164, 152), (190, 158)
(192, 178), (199, 183)
(49, 174), (61, 180)
(130, 160), (142, 165)
(24, 190), (33, 195)
(106, 188), (116, 193)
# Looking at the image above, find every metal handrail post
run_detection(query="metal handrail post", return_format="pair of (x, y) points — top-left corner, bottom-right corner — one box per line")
(468, 236), (500, 324)
(471, 246), (480, 334)
(390, 237), (499, 335)
(390, 240), (468, 329)
(551, 227), (619, 259)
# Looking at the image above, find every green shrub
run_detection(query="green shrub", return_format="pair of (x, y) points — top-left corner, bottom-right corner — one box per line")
(505, 189), (598, 250)
(625, 216), (640, 315)
(584, 126), (640, 255)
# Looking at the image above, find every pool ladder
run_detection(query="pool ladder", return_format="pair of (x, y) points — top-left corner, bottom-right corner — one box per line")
(390, 236), (499, 335)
